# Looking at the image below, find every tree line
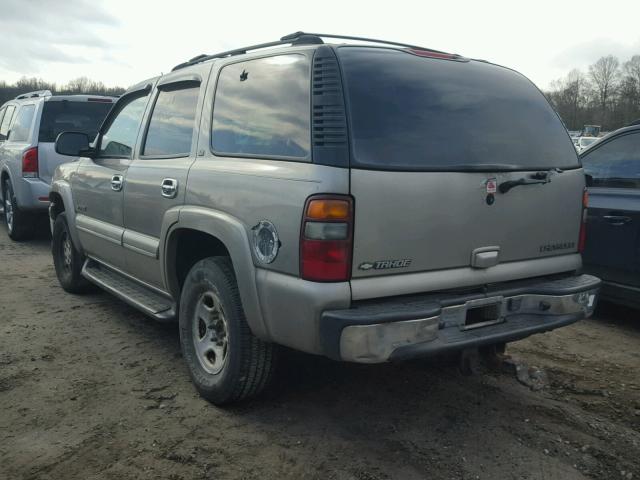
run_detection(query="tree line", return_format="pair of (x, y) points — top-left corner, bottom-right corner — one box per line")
(545, 55), (640, 132)
(0, 76), (126, 105)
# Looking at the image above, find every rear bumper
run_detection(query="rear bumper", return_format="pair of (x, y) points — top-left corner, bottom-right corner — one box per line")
(320, 274), (601, 363)
(14, 177), (50, 210)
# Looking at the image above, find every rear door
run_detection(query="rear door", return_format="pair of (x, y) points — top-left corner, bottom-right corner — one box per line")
(37, 97), (114, 184)
(123, 68), (207, 288)
(581, 131), (640, 288)
(337, 47), (583, 284)
(72, 88), (152, 270)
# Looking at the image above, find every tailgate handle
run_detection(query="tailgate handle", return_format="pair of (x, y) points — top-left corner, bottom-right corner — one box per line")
(471, 246), (500, 269)
(603, 215), (631, 226)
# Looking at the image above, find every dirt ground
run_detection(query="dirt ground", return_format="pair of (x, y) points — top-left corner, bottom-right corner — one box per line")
(0, 223), (639, 480)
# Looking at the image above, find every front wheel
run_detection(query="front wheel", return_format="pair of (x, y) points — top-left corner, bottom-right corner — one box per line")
(179, 257), (277, 405)
(52, 213), (91, 293)
(3, 179), (34, 241)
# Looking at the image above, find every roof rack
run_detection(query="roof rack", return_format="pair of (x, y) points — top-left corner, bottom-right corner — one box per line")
(15, 89), (52, 100)
(172, 31), (446, 71)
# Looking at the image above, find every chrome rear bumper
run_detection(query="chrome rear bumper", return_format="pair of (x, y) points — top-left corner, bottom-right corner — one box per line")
(321, 274), (600, 363)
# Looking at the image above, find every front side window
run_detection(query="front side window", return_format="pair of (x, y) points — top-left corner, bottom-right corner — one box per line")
(0, 105), (16, 140)
(212, 54), (310, 159)
(582, 132), (640, 189)
(39, 101), (113, 143)
(143, 84), (200, 157)
(99, 95), (148, 158)
(9, 105), (36, 142)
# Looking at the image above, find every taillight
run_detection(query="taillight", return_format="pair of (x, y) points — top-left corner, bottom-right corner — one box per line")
(300, 195), (353, 282)
(578, 188), (588, 253)
(22, 147), (38, 178)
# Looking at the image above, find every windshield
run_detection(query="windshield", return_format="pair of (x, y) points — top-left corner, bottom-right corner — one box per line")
(580, 137), (597, 147)
(39, 100), (113, 143)
(338, 47), (579, 171)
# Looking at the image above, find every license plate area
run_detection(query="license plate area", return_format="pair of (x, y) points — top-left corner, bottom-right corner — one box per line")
(462, 297), (504, 330)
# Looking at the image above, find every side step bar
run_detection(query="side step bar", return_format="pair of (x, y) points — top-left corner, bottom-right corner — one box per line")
(82, 259), (176, 322)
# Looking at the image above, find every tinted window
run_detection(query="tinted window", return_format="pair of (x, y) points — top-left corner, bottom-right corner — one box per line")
(0, 108), (5, 136)
(0, 105), (16, 140)
(212, 54), (310, 159)
(581, 132), (640, 189)
(338, 47), (578, 171)
(143, 85), (199, 156)
(99, 95), (148, 158)
(9, 105), (35, 142)
(39, 101), (112, 143)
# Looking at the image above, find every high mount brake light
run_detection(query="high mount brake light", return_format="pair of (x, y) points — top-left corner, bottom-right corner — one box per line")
(21, 147), (38, 178)
(405, 48), (459, 60)
(578, 188), (588, 253)
(300, 195), (353, 282)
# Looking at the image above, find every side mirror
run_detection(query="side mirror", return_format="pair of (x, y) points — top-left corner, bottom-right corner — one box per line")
(55, 131), (92, 157)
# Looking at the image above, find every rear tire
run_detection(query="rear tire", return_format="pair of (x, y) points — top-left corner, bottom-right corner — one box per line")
(3, 179), (34, 241)
(52, 213), (91, 293)
(179, 257), (277, 405)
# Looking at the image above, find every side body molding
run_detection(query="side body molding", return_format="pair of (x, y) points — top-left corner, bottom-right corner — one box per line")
(163, 206), (268, 340)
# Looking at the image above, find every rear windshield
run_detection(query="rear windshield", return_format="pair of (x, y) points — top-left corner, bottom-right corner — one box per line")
(338, 47), (578, 171)
(38, 100), (113, 143)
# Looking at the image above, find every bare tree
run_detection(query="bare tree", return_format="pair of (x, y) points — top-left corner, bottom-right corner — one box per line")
(589, 55), (620, 125)
(623, 55), (640, 110)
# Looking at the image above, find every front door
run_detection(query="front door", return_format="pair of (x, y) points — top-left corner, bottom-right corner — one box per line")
(72, 91), (152, 270)
(123, 68), (209, 288)
(582, 131), (640, 288)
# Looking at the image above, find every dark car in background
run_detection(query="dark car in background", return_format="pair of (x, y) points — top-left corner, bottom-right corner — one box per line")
(581, 124), (640, 309)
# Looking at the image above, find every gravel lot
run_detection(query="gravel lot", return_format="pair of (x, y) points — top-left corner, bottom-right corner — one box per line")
(0, 222), (639, 480)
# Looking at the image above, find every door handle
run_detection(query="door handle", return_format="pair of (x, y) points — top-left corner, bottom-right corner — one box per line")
(603, 215), (632, 226)
(111, 174), (123, 192)
(161, 178), (178, 199)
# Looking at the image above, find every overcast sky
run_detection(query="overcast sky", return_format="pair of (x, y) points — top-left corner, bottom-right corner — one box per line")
(1, 0), (639, 90)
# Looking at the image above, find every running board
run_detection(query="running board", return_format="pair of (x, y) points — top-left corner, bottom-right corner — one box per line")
(82, 259), (176, 322)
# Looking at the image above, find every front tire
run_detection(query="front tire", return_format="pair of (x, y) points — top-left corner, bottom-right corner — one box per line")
(3, 179), (34, 241)
(52, 213), (91, 293)
(179, 257), (277, 405)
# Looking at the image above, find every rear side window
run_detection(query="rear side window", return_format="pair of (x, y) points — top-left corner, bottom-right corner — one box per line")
(581, 132), (640, 189)
(9, 105), (35, 142)
(99, 94), (149, 159)
(0, 105), (16, 140)
(338, 47), (578, 171)
(143, 84), (200, 157)
(39, 101), (112, 143)
(212, 54), (310, 159)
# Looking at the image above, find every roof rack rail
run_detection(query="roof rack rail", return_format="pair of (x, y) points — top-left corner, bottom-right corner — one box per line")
(172, 31), (448, 71)
(280, 31), (446, 53)
(15, 89), (52, 100)
(172, 33), (324, 71)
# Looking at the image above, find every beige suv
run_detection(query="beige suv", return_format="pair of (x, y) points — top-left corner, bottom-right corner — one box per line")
(50, 32), (600, 404)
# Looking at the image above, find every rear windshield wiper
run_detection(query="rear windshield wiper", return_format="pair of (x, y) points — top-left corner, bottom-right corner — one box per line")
(499, 168), (563, 194)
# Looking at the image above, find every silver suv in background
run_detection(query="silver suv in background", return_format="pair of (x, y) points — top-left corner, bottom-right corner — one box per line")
(0, 91), (114, 240)
(49, 33), (601, 404)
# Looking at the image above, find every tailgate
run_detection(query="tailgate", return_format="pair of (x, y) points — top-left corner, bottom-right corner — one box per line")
(38, 142), (73, 184)
(351, 169), (584, 278)
(337, 46), (583, 286)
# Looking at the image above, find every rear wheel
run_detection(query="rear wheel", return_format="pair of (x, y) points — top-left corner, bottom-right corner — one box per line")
(52, 213), (91, 293)
(3, 179), (34, 241)
(179, 257), (277, 405)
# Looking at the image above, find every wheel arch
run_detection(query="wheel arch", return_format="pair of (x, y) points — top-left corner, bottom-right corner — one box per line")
(49, 180), (83, 254)
(163, 206), (269, 340)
